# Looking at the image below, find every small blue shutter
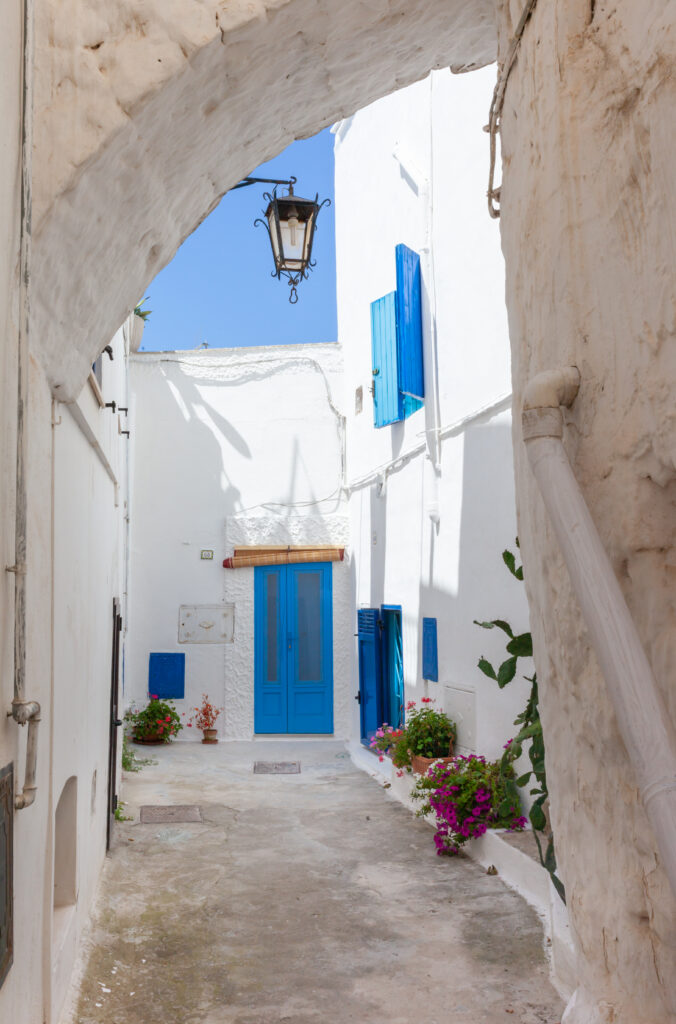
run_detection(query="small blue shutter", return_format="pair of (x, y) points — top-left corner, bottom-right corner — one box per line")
(148, 653), (185, 699)
(422, 618), (438, 682)
(357, 609), (382, 741)
(370, 292), (402, 428)
(395, 244), (424, 416)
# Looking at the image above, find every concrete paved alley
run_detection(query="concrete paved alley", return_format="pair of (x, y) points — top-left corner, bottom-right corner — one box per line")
(63, 741), (563, 1024)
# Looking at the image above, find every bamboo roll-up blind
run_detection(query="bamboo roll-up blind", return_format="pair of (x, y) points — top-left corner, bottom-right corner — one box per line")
(222, 547), (345, 569)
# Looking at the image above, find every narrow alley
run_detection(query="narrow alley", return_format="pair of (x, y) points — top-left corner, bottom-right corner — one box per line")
(63, 742), (562, 1024)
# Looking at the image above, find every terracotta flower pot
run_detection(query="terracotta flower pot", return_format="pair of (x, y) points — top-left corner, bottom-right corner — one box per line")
(133, 733), (165, 745)
(202, 728), (218, 744)
(410, 741), (455, 776)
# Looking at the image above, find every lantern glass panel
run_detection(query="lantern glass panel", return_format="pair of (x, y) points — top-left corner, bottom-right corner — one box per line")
(301, 207), (318, 264)
(266, 205), (283, 269)
(279, 213), (306, 271)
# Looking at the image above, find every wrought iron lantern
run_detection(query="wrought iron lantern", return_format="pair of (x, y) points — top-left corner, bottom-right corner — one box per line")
(232, 175), (330, 303)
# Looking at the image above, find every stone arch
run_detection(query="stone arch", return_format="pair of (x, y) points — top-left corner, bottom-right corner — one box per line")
(32, 0), (497, 400)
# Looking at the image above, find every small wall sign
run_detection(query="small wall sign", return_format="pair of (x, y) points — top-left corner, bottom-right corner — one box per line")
(200, 550), (214, 560)
(178, 605), (235, 644)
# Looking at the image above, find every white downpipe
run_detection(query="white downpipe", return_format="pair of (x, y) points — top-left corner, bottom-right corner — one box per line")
(522, 367), (676, 899)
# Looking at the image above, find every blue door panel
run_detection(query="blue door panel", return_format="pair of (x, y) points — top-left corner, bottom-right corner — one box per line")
(254, 567), (287, 733)
(287, 563), (333, 734)
(357, 609), (382, 742)
(370, 292), (402, 428)
(395, 244), (425, 404)
(255, 563), (333, 734)
(382, 608), (404, 728)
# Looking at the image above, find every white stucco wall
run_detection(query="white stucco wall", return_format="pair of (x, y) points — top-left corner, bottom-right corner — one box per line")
(127, 344), (351, 740)
(336, 68), (533, 764)
(0, 258), (129, 1024)
(49, 327), (130, 1021)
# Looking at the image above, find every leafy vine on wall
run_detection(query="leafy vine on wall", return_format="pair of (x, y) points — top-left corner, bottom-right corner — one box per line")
(475, 544), (566, 904)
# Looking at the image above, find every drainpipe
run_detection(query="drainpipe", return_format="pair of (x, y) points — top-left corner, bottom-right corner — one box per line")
(6, 0), (41, 810)
(522, 366), (676, 898)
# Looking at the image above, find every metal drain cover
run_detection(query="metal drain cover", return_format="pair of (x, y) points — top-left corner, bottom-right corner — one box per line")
(253, 761), (301, 775)
(140, 805), (202, 824)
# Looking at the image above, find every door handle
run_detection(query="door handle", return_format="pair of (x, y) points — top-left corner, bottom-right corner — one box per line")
(354, 692), (362, 705)
(113, 719), (123, 727)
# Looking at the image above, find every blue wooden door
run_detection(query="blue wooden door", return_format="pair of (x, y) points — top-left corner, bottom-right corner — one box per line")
(357, 609), (382, 743)
(255, 563), (333, 734)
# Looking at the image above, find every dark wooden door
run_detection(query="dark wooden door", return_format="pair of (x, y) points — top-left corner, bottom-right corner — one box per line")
(106, 599), (122, 850)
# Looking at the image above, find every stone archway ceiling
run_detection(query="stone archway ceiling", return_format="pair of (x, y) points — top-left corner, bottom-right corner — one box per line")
(32, 0), (496, 401)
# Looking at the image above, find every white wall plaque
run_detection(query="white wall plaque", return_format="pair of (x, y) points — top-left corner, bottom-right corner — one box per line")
(178, 604), (234, 644)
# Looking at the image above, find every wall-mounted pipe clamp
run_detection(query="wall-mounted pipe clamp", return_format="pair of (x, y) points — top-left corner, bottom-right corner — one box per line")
(8, 698), (41, 809)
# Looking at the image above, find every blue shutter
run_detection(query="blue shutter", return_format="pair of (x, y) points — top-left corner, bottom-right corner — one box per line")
(370, 292), (402, 428)
(422, 618), (438, 682)
(357, 609), (382, 741)
(148, 652), (185, 699)
(395, 244), (424, 416)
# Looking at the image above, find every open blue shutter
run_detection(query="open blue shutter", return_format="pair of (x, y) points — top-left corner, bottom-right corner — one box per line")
(422, 618), (438, 681)
(370, 292), (402, 428)
(357, 609), (382, 740)
(395, 244), (424, 415)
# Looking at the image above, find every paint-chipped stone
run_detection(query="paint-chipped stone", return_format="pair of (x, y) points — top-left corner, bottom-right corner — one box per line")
(139, 805), (201, 824)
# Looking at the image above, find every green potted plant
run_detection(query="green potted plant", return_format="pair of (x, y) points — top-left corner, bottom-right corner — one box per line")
(370, 699), (457, 773)
(131, 296), (151, 351)
(404, 698), (457, 774)
(125, 694), (182, 744)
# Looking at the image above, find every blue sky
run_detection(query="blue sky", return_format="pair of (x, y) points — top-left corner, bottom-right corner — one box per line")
(139, 128), (337, 351)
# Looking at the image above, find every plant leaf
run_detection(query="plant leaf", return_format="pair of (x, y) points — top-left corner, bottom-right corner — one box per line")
(506, 633), (533, 657)
(503, 549), (524, 580)
(497, 657), (517, 688)
(478, 657), (497, 680)
(474, 618), (514, 638)
(529, 802), (547, 832)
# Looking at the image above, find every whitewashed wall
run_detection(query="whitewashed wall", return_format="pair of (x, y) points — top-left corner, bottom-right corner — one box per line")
(335, 69), (532, 763)
(0, 284), (129, 1024)
(127, 344), (351, 739)
(50, 326), (130, 1022)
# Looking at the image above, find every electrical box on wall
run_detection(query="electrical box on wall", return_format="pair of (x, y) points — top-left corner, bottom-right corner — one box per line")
(0, 763), (14, 989)
(444, 685), (476, 751)
(178, 604), (235, 644)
